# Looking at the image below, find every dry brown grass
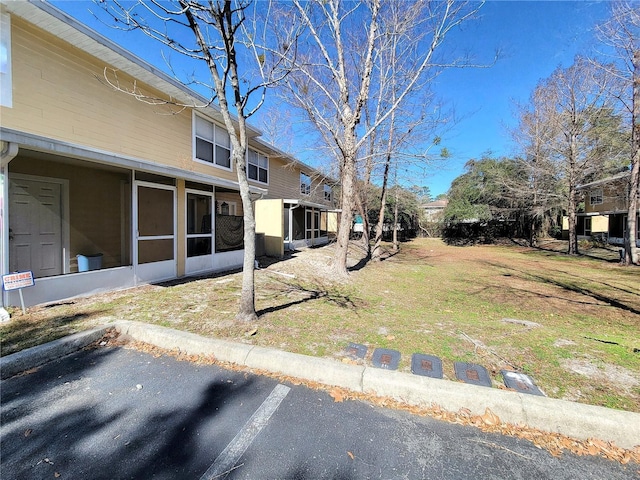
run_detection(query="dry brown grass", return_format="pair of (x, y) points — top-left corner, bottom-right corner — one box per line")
(2, 238), (639, 411)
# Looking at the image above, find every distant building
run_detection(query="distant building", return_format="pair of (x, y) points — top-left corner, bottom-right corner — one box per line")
(422, 199), (448, 222)
(578, 172), (640, 246)
(571, 172), (639, 246)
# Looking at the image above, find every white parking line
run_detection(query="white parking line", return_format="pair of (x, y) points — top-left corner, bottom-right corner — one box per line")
(199, 383), (291, 480)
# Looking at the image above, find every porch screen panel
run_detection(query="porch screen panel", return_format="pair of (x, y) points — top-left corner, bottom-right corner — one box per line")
(138, 187), (174, 236)
(292, 207), (305, 240)
(137, 186), (174, 264)
(138, 239), (173, 263)
(187, 192), (212, 257)
(306, 209), (313, 240)
(314, 211), (320, 238)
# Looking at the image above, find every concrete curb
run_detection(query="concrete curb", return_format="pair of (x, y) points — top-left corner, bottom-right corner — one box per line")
(0, 326), (110, 380)
(2, 321), (639, 450)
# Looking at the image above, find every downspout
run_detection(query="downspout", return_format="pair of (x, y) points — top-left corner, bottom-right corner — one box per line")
(1, 141), (19, 320)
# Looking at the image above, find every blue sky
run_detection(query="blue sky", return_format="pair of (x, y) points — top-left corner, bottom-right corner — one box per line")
(52, 0), (613, 198)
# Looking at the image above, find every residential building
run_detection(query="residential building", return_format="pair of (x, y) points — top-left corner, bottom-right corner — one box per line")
(0, 1), (335, 308)
(422, 199), (448, 222)
(576, 171), (639, 246)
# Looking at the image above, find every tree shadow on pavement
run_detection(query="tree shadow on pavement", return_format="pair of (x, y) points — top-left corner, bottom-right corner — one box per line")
(0, 345), (267, 479)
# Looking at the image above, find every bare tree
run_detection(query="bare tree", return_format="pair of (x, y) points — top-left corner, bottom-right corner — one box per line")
(99, 0), (287, 321)
(511, 87), (567, 246)
(596, 1), (640, 265)
(524, 57), (624, 255)
(270, 0), (484, 277)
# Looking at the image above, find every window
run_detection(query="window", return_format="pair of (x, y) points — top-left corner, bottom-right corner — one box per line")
(300, 173), (311, 196)
(0, 12), (12, 108)
(324, 184), (332, 202)
(590, 189), (603, 206)
(217, 201), (237, 216)
(194, 114), (231, 169)
(248, 149), (268, 184)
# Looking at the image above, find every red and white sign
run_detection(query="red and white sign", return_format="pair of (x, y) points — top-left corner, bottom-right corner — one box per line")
(2, 271), (35, 291)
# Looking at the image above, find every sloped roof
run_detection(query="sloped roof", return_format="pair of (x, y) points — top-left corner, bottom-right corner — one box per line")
(577, 171), (630, 190)
(3, 0), (335, 182)
(423, 199), (448, 209)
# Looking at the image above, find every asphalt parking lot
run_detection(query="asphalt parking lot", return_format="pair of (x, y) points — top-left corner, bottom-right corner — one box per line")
(1, 343), (637, 480)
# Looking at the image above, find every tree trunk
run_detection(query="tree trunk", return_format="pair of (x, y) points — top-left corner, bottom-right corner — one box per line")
(626, 148), (639, 265)
(333, 153), (356, 277)
(237, 189), (258, 322)
(234, 148), (259, 322)
(355, 188), (371, 256)
(392, 187), (399, 251)
(624, 49), (640, 265)
(372, 154), (391, 261)
(567, 186), (578, 255)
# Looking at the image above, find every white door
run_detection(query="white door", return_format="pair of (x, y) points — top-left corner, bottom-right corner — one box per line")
(9, 176), (63, 278)
(135, 182), (177, 283)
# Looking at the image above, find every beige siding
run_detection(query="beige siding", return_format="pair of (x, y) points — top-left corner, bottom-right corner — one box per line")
(255, 199), (284, 257)
(1, 18), (239, 185)
(264, 156), (334, 206)
(585, 180), (628, 214)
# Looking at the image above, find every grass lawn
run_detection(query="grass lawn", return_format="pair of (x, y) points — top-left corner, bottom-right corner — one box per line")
(2, 238), (639, 412)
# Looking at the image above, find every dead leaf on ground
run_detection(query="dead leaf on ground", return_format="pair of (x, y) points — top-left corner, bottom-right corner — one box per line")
(481, 408), (501, 426)
(347, 451), (355, 460)
(329, 387), (345, 403)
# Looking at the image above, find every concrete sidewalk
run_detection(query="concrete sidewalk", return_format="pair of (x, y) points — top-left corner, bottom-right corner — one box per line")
(2, 320), (639, 450)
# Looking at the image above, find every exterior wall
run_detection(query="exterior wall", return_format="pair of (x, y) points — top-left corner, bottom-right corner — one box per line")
(10, 154), (131, 271)
(584, 180), (627, 214)
(0, 17), (239, 185)
(255, 199), (285, 257)
(266, 156), (334, 207)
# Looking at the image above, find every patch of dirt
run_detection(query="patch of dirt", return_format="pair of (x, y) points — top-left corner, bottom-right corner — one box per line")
(561, 358), (640, 397)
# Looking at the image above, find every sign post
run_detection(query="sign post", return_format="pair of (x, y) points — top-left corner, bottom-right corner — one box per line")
(2, 271), (35, 314)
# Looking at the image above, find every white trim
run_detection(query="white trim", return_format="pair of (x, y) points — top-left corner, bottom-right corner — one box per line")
(589, 188), (603, 206)
(185, 188), (214, 275)
(300, 172), (311, 196)
(247, 148), (269, 186)
(193, 112), (233, 172)
(323, 184), (332, 202)
(134, 180), (177, 282)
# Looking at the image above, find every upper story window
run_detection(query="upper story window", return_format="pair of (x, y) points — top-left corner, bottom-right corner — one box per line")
(0, 12), (12, 108)
(590, 189), (603, 206)
(300, 172), (311, 196)
(248, 149), (268, 184)
(324, 184), (332, 202)
(194, 114), (231, 169)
